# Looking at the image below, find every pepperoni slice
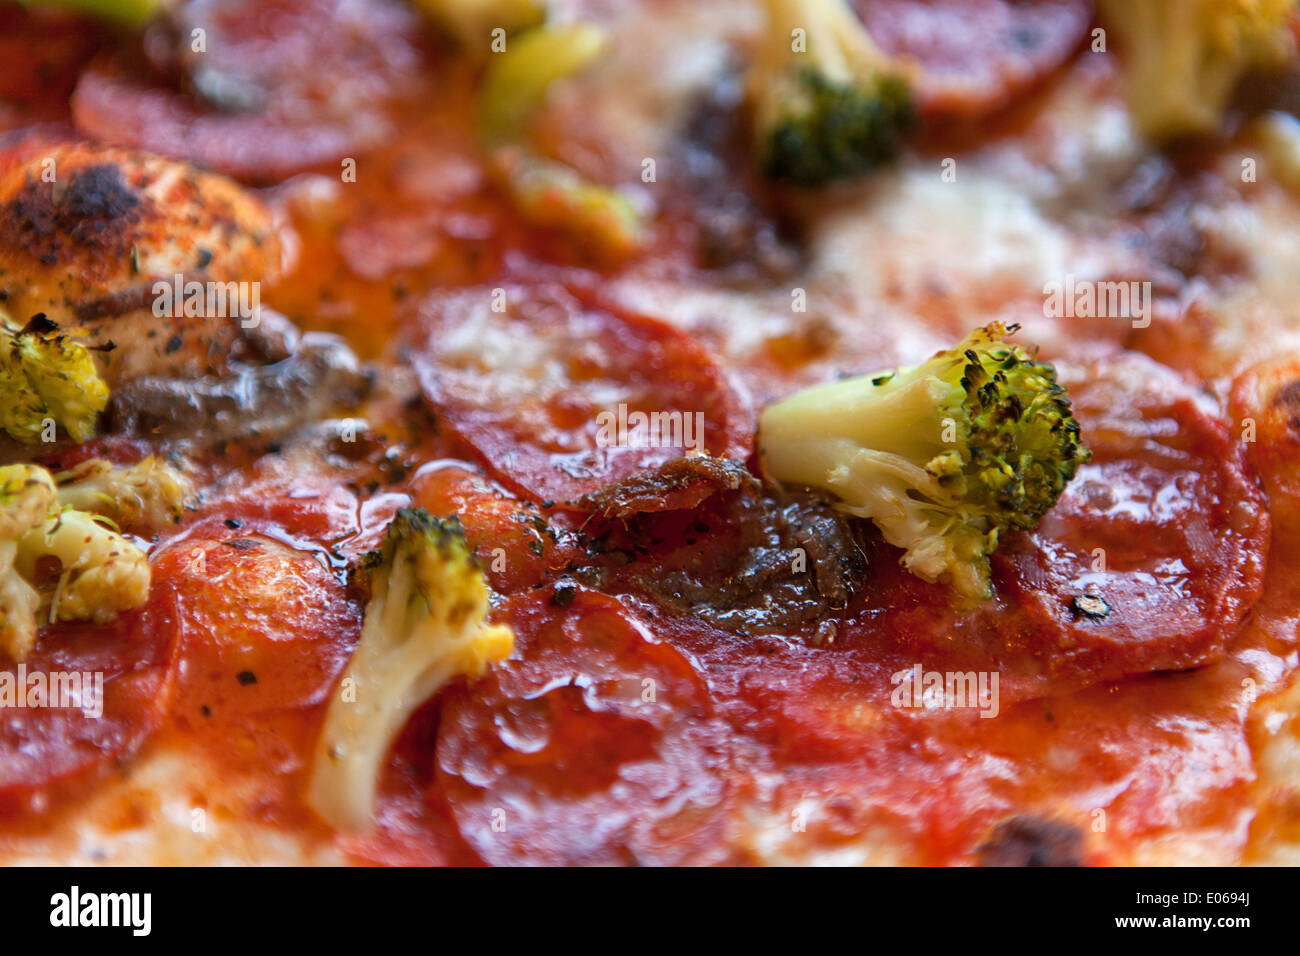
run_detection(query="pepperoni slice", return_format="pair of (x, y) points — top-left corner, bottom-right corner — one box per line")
(436, 588), (735, 865)
(412, 283), (753, 505)
(993, 351), (1269, 681)
(337, 698), (483, 866)
(100, 514), (362, 826)
(408, 463), (585, 594)
(152, 527), (359, 739)
(853, 0), (1094, 121)
(0, 590), (175, 806)
(71, 0), (427, 183)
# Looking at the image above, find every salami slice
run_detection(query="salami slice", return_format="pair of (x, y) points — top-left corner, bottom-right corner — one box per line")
(854, 0), (1095, 121)
(412, 283), (753, 505)
(436, 588), (735, 865)
(71, 0), (427, 183)
(0, 592), (175, 805)
(993, 351), (1269, 681)
(152, 527), (360, 738)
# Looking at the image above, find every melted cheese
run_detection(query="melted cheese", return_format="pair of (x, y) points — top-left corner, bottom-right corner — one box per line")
(0, 746), (345, 866)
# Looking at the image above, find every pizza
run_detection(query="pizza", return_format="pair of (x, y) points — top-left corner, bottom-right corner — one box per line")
(0, 0), (1298, 868)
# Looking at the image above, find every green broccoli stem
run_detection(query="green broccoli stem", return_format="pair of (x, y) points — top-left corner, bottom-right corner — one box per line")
(761, 369), (961, 495)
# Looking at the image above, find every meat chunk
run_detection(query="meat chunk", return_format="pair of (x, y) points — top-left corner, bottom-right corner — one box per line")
(104, 328), (368, 445)
(574, 457), (867, 637)
(578, 455), (752, 518)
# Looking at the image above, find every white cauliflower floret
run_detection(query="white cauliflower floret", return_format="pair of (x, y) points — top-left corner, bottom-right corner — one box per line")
(14, 509), (151, 625)
(0, 462), (152, 660)
(54, 456), (195, 533)
(0, 465), (57, 660)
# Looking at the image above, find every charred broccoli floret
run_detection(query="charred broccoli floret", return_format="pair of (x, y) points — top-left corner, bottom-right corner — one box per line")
(751, 0), (914, 186)
(308, 509), (515, 831)
(0, 463), (151, 660)
(0, 315), (108, 445)
(1101, 0), (1298, 141)
(759, 323), (1089, 599)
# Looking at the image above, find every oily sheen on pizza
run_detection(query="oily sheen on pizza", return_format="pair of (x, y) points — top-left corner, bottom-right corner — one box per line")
(0, 0), (1299, 867)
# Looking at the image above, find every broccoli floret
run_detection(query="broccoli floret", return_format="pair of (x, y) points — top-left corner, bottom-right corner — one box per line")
(496, 149), (647, 262)
(752, 0), (914, 186)
(416, 0), (546, 51)
(0, 315), (109, 445)
(1, 463), (151, 660)
(478, 22), (649, 262)
(759, 323), (1089, 599)
(54, 456), (195, 533)
(307, 508), (515, 831)
(1101, 0), (1297, 141)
